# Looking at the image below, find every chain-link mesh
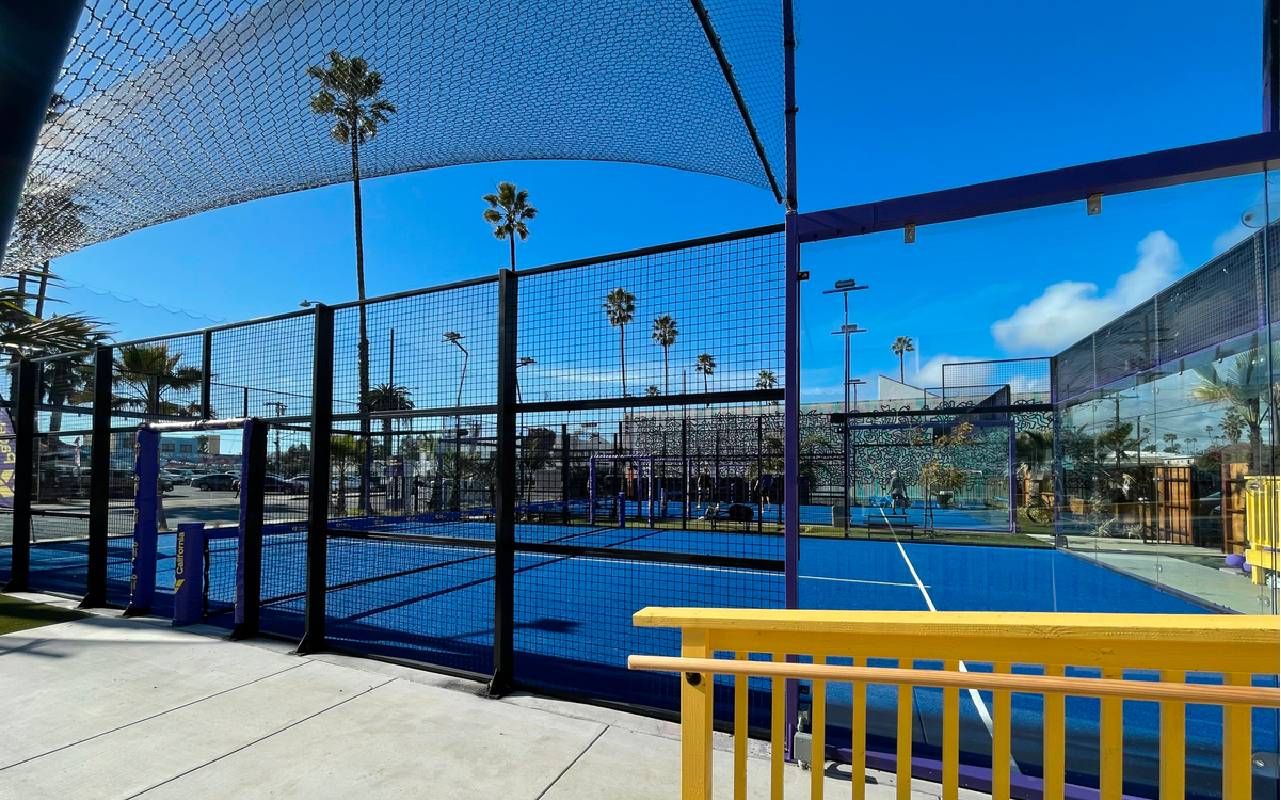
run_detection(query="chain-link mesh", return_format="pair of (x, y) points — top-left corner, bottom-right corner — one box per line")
(4, 0), (785, 274)
(1054, 223), (1279, 403)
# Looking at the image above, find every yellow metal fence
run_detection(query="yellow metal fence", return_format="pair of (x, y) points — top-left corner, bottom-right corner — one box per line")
(629, 608), (1280, 800)
(1245, 475), (1279, 586)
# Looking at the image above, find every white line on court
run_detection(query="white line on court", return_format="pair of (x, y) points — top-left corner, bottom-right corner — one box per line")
(799, 574), (923, 588)
(875, 506), (1001, 747)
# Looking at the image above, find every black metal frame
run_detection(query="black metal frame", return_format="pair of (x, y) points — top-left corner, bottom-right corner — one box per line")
(234, 419), (269, 640)
(491, 269), (518, 694)
(82, 345), (114, 607)
(300, 304), (334, 654)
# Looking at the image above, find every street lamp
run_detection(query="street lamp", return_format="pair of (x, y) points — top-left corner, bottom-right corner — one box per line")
(516, 355), (536, 403)
(823, 279), (869, 536)
(444, 331), (469, 512)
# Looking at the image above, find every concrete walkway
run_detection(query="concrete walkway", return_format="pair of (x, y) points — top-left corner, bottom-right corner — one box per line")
(0, 593), (978, 800)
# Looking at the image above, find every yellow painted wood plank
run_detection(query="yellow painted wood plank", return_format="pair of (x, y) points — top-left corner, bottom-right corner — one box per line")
(991, 662), (1011, 800)
(772, 653), (785, 800)
(897, 680), (913, 800)
(1099, 667), (1123, 800)
(812, 675), (826, 800)
(1159, 670), (1185, 800)
(681, 628), (713, 800)
(942, 660), (960, 800)
(1223, 672), (1251, 800)
(850, 658), (866, 800)
(734, 651), (748, 800)
(1043, 665), (1065, 800)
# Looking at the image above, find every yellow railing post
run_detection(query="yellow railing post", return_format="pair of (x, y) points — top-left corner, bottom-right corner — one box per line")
(1158, 669), (1185, 800)
(991, 662), (1012, 800)
(1042, 665), (1066, 799)
(812, 674), (827, 799)
(896, 678), (913, 800)
(941, 659), (960, 800)
(1099, 667), (1123, 799)
(1222, 672), (1251, 800)
(734, 652), (748, 800)
(771, 652), (785, 800)
(681, 627), (713, 800)
(850, 657), (866, 800)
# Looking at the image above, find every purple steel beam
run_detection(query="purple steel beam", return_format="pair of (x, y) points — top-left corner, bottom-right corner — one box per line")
(797, 133), (1278, 243)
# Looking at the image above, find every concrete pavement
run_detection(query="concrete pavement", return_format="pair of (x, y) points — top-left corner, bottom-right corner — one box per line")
(0, 594), (978, 799)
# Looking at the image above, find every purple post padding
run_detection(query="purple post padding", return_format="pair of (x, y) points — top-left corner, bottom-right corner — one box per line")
(235, 422), (253, 627)
(127, 426), (159, 614)
(617, 491), (625, 528)
(172, 522), (205, 626)
(647, 455), (655, 526)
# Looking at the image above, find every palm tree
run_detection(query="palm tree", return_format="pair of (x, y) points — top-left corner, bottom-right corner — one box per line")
(644, 385), (660, 397)
(756, 369), (777, 390)
(0, 287), (101, 357)
(307, 51), (397, 511)
(603, 288), (636, 396)
(362, 382), (413, 463)
(695, 353), (716, 394)
(891, 336), (915, 382)
(330, 434), (365, 514)
(112, 344), (202, 417)
(650, 314), (678, 396)
(482, 182), (537, 270)
(1192, 350), (1268, 470)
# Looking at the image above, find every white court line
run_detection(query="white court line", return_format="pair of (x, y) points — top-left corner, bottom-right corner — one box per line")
(799, 574), (922, 589)
(875, 506), (1001, 749)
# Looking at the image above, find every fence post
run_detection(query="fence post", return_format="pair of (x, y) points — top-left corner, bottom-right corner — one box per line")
(3, 360), (36, 592)
(125, 425), (158, 616)
(200, 330), (213, 419)
(82, 345), (113, 607)
(560, 422), (569, 524)
(234, 418), (268, 639)
(491, 268), (518, 695)
(298, 305), (333, 654)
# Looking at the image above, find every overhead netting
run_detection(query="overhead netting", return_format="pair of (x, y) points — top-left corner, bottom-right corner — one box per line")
(4, 0), (785, 274)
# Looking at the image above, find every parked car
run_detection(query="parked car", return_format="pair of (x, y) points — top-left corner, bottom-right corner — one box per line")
(192, 472), (238, 491)
(265, 475), (305, 495)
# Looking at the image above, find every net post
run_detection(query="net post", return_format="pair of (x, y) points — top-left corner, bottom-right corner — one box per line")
(81, 345), (114, 607)
(490, 268), (518, 695)
(233, 418), (268, 640)
(587, 455), (596, 526)
(783, 0), (800, 761)
(3, 359), (36, 592)
(298, 305), (333, 654)
(125, 425), (159, 617)
(681, 418), (689, 530)
(560, 422), (569, 524)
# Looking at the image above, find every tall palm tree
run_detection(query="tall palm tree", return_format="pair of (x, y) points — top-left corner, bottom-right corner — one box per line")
(1192, 350), (1268, 470)
(482, 182), (537, 270)
(695, 353), (716, 393)
(891, 336), (915, 382)
(651, 314), (678, 395)
(756, 369), (777, 390)
(308, 51), (396, 510)
(603, 288), (636, 396)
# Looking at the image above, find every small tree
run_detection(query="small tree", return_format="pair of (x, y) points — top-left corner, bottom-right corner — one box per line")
(695, 353), (716, 394)
(919, 421), (974, 508)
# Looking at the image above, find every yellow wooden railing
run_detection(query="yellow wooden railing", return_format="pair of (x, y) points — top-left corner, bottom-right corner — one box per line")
(1244, 475), (1279, 586)
(629, 608), (1280, 800)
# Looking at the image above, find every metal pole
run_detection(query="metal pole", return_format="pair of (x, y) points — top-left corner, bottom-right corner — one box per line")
(201, 331), (213, 419)
(681, 417), (690, 530)
(233, 418), (268, 640)
(782, 0), (800, 760)
(298, 305), (333, 654)
(83, 346), (113, 607)
(491, 268), (518, 695)
(3, 360), (36, 591)
(843, 294), (850, 537)
(561, 423), (570, 524)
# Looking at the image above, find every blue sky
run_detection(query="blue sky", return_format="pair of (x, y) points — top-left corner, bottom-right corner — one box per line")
(45, 0), (1271, 402)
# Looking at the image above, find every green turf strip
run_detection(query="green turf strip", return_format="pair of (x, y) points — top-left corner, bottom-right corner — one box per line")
(0, 595), (86, 635)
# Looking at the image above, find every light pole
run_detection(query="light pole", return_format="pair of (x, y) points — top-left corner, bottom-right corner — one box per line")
(824, 279), (868, 536)
(444, 331), (468, 511)
(516, 356), (536, 403)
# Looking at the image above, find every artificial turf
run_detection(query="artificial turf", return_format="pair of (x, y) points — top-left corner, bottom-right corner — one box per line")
(0, 594), (86, 635)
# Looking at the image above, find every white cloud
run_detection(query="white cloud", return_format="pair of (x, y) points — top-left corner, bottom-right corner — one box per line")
(911, 353), (986, 389)
(990, 230), (1181, 353)
(1212, 222), (1250, 255)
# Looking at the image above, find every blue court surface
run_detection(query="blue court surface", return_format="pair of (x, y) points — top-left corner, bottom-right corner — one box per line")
(4, 522), (1275, 798)
(578, 499), (1012, 531)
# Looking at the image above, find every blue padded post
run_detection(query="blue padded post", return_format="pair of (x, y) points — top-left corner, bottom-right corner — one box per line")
(172, 523), (206, 626)
(125, 427), (159, 616)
